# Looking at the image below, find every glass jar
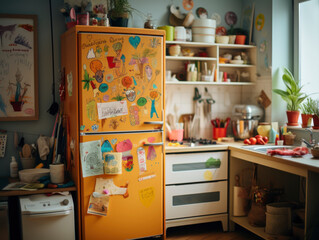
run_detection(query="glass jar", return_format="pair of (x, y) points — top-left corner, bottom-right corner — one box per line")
(257, 122), (271, 138)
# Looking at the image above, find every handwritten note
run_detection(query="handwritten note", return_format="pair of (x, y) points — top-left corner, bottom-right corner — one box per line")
(97, 101), (128, 119)
(80, 140), (104, 177)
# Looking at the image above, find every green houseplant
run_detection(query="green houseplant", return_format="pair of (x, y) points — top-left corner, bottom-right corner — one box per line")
(273, 67), (307, 126)
(310, 99), (319, 129)
(108, 0), (138, 27)
(300, 98), (315, 128)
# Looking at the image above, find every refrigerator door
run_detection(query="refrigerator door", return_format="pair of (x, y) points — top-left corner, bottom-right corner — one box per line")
(78, 32), (164, 133)
(79, 131), (164, 240)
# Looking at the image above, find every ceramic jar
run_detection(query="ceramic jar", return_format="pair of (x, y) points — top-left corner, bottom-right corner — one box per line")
(257, 122), (271, 138)
(169, 44), (181, 56)
(174, 26), (186, 41)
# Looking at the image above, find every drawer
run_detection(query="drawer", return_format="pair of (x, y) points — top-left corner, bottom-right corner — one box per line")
(165, 181), (227, 220)
(165, 151), (228, 184)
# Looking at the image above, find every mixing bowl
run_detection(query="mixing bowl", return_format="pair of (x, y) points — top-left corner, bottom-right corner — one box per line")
(231, 119), (258, 140)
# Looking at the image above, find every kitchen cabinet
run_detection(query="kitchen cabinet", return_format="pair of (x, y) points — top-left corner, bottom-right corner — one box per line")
(165, 150), (228, 231)
(166, 41), (256, 85)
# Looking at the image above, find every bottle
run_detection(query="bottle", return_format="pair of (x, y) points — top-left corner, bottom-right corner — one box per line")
(10, 156), (18, 178)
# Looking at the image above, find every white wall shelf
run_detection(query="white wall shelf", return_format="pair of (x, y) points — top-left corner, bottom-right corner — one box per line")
(219, 64), (255, 68)
(166, 56), (217, 61)
(166, 81), (255, 86)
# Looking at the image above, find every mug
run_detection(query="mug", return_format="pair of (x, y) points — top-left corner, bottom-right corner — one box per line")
(174, 26), (186, 41)
(158, 26), (174, 41)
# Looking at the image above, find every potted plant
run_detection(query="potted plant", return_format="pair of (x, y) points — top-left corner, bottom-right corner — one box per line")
(310, 99), (319, 129)
(273, 67), (307, 126)
(300, 98), (315, 128)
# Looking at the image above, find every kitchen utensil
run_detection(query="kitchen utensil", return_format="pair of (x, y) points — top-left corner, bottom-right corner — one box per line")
(22, 144), (32, 158)
(180, 114), (194, 139)
(231, 119), (259, 140)
(19, 168), (50, 183)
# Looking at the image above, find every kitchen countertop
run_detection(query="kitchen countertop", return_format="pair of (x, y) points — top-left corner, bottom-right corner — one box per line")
(165, 141), (319, 174)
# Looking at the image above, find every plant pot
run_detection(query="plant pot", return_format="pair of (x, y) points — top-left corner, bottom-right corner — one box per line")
(313, 114), (319, 129)
(301, 114), (312, 128)
(109, 17), (128, 27)
(286, 110), (300, 126)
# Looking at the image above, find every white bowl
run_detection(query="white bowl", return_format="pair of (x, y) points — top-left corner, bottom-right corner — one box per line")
(192, 19), (216, 28)
(19, 168), (50, 183)
(192, 26), (215, 35)
(230, 60), (244, 64)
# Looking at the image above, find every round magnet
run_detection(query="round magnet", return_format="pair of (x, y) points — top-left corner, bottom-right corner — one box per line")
(225, 11), (237, 26)
(196, 7), (208, 18)
(183, 0), (194, 11)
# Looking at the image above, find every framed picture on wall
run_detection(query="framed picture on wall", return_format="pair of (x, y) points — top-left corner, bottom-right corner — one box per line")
(0, 14), (38, 121)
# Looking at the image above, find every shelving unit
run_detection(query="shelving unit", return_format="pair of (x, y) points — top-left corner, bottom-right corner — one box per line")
(166, 81), (254, 86)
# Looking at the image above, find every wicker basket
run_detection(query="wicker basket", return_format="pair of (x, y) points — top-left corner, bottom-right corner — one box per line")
(283, 134), (295, 145)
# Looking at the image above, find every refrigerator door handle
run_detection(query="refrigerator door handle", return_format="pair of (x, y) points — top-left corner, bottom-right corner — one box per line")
(144, 121), (164, 125)
(144, 142), (164, 146)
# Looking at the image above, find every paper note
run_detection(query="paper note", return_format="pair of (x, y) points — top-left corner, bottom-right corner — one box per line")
(139, 187), (155, 207)
(87, 194), (109, 216)
(138, 174), (156, 182)
(80, 140), (104, 177)
(97, 101), (128, 119)
(104, 152), (122, 174)
(95, 178), (127, 196)
(116, 139), (133, 152)
(137, 147), (147, 173)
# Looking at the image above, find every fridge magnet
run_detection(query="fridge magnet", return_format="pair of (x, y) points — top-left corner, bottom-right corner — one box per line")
(0, 132), (7, 157)
(129, 105), (140, 126)
(111, 138), (117, 145)
(147, 137), (155, 143)
(129, 36), (141, 49)
(97, 100), (128, 119)
(82, 64), (99, 97)
(99, 83), (109, 93)
(109, 119), (119, 130)
(137, 147), (147, 173)
(255, 13), (265, 31)
(138, 173), (156, 182)
(91, 124), (99, 131)
(95, 178), (128, 197)
(90, 60), (104, 83)
(204, 170), (213, 181)
(67, 71), (73, 96)
(103, 94), (109, 102)
(101, 140), (113, 153)
(183, 0), (194, 11)
(147, 146), (156, 160)
(105, 73), (114, 83)
(116, 139), (133, 152)
(121, 76), (133, 89)
(104, 152), (122, 174)
(80, 125), (85, 131)
(124, 89), (136, 102)
(87, 48), (96, 59)
(80, 140), (104, 177)
(122, 155), (134, 172)
(139, 187), (155, 207)
(86, 99), (98, 121)
(87, 194), (109, 216)
(137, 97), (147, 107)
(0, 14), (39, 121)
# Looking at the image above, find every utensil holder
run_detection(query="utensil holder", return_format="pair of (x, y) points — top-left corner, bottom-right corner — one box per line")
(168, 129), (184, 142)
(283, 134), (295, 145)
(213, 128), (227, 140)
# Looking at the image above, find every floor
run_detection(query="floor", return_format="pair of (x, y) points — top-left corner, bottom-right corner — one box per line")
(165, 222), (263, 240)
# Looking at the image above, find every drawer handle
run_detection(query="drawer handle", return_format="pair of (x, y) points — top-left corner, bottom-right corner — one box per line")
(144, 121), (164, 125)
(144, 142), (164, 146)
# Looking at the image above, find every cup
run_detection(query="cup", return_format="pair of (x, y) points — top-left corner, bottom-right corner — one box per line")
(235, 35), (246, 45)
(174, 26), (186, 41)
(158, 26), (174, 41)
(168, 129), (184, 142)
(50, 164), (65, 184)
(213, 128), (227, 140)
(20, 157), (35, 169)
(166, 70), (172, 81)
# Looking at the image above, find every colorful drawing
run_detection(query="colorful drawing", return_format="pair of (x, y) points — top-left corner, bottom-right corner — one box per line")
(104, 152), (122, 174)
(147, 137), (155, 143)
(255, 13), (265, 31)
(82, 64), (98, 97)
(80, 125), (85, 131)
(105, 73), (114, 83)
(103, 94), (109, 102)
(95, 45), (103, 58)
(121, 76), (133, 88)
(124, 89), (136, 102)
(129, 48), (156, 79)
(101, 140), (113, 153)
(129, 105), (140, 126)
(122, 155), (134, 172)
(116, 139), (133, 152)
(103, 44), (109, 56)
(80, 140), (104, 177)
(139, 187), (155, 207)
(129, 36), (141, 49)
(90, 60), (104, 83)
(147, 146), (156, 160)
(150, 38), (160, 48)
(99, 83), (109, 93)
(91, 124), (99, 131)
(97, 101), (128, 120)
(149, 90), (160, 118)
(137, 97), (147, 106)
(111, 138), (117, 145)
(145, 65), (152, 81)
(106, 42), (126, 78)
(109, 119), (119, 130)
(87, 48), (95, 59)
(14, 34), (31, 49)
(86, 99), (97, 121)
(137, 147), (147, 173)
(87, 194), (109, 216)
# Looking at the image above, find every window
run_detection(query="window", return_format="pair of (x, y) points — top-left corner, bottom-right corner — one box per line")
(295, 0), (319, 95)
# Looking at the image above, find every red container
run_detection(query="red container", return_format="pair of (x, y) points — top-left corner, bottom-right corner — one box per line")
(213, 128), (227, 140)
(235, 35), (246, 45)
(168, 129), (184, 142)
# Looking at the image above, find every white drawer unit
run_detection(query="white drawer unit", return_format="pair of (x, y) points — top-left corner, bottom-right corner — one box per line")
(165, 151), (228, 184)
(165, 150), (228, 231)
(166, 181), (227, 219)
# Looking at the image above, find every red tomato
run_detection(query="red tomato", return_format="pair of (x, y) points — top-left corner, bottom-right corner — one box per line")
(263, 136), (269, 143)
(255, 135), (263, 139)
(257, 138), (265, 145)
(249, 137), (257, 145)
(244, 139), (251, 145)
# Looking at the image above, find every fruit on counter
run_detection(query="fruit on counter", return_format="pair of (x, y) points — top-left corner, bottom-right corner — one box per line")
(244, 138), (251, 145)
(249, 137), (257, 145)
(257, 137), (265, 145)
(243, 135), (269, 145)
(263, 136), (269, 143)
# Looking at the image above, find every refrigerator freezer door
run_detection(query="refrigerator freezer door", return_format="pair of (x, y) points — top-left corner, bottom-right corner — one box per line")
(79, 131), (164, 240)
(78, 33), (164, 133)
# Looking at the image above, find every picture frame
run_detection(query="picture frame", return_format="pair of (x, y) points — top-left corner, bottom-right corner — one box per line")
(0, 14), (38, 121)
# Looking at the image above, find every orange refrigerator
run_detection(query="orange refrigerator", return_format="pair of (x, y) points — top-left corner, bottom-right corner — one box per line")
(61, 26), (165, 240)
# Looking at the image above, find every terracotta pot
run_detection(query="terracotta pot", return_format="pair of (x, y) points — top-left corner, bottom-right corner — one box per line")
(313, 114), (319, 129)
(235, 35), (246, 45)
(286, 110), (300, 126)
(301, 114), (313, 128)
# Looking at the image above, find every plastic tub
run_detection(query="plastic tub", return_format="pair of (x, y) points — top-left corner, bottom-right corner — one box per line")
(168, 129), (184, 142)
(19, 169), (50, 183)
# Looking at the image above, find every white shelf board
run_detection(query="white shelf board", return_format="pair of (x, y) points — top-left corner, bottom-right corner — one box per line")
(165, 81), (255, 86)
(219, 64), (255, 68)
(231, 216), (272, 240)
(166, 41), (256, 49)
(166, 56), (217, 61)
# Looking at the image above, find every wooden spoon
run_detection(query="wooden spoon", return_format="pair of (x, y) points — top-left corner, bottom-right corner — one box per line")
(22, 144), (32, 158)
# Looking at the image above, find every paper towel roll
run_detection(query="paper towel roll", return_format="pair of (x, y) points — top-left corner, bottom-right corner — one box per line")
(50, 164), (65, 184)
(233, 186), (248, 216)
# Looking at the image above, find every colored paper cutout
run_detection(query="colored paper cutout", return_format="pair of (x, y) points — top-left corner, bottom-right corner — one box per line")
(80, 125), (85, 131)
(116, 139), (133, 152)
(204, 170), (213, 180)
(103, 94), (109, 102)
(111, 138), (117, 145)
(104, 152), (122, 174)
(129, 36), (141, 49)
(122, 155), (133, 172)
(137, 147), (147, 173)
(255, 13), (265, 31)
(80, 140), (104, 177)
(101, 140), (113, 153)
(129, 105), (140, 126)
(147, 137), (155, 143)
(137, 97), (147, 106)
(139, 187), (155, 207)
(95, 178), (128, 197)
(97, 100), (128, 119)
(86, 99), (98, 121)
(147, 146), (156, 160)
(87, 194), (109, 216)
(87, 48), (96, 59)
(99, 83), (109, 93)
(105, 73), (114, 83)
(91, 124), (99, 131)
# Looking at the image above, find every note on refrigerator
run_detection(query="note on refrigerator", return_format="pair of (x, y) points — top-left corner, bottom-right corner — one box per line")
(80, 140), (104, 177)
(97, 101), (128, 119)
(104, 152), (122, 174)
